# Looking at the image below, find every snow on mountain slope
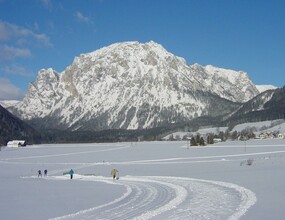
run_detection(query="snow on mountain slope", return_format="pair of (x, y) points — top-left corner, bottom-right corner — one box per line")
(11, 41), (259, 131)
(231, 119), (285, 132)
(256, 85), (277, 93)
(191, 64), (259, 102)
(0, 100), (20, 108)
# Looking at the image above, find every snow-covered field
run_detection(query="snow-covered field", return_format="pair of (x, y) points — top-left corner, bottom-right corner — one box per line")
(1, 139), (285, 220)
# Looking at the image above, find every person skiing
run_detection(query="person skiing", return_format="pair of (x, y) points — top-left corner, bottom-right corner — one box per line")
(38, 170), (42, 177)
(111, 168), (119, 180)
(44, 169), (48, 176)
(69, 169), (74, 179)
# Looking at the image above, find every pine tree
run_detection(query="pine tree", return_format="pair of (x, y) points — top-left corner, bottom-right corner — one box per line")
(190, 137), (197, 146)
(207, 134), (214, 144)
(199, 137), (205, 146)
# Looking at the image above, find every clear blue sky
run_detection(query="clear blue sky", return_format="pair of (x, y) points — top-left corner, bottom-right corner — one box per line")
(0, 0), (284, 100)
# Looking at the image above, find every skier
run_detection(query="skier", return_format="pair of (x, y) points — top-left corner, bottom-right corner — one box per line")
(38, 170), (42, 177)
(111, 168), (119, 180)
(69, 169), (74, 179)
(44, 169), (48, 176)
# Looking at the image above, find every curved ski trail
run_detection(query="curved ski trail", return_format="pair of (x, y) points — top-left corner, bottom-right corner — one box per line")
(50, 175), (256, 220)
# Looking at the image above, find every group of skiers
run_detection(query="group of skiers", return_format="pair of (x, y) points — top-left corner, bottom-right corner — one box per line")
(37, 169), (74, 179)
(37, 168), (119, 180)
(38, 169), (48, 177)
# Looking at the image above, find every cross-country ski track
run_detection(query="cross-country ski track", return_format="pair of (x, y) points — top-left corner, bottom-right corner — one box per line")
(48, 175), (256, 220)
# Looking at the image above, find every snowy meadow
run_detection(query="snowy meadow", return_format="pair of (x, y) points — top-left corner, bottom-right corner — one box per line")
(0, 139), (285, 220)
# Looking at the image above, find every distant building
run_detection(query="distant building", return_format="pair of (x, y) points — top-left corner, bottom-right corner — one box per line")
(259, 133), (266, 139)
(7, 140), (26, 147)
(278, 133), (284, 139)
(213, 138), (222, 143)
(238, 136), (249, 141)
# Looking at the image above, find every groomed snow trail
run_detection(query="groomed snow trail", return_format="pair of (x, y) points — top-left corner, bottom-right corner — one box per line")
(50, 175), (256, 220)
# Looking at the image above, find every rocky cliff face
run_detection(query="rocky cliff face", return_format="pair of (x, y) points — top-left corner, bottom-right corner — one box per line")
(11, 41), (260, 131)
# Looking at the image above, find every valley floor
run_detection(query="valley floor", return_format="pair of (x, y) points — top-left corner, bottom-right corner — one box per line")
(0, 139), (284, 219)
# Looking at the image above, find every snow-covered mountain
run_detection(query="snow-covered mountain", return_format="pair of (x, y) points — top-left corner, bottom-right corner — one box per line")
(11, 41), (261, 131)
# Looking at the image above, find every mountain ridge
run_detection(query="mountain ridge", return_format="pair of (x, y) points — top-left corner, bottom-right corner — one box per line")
(0, 105), (41, 146)
(223, 87), (285, 127)
(8, 41), (273, 131)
